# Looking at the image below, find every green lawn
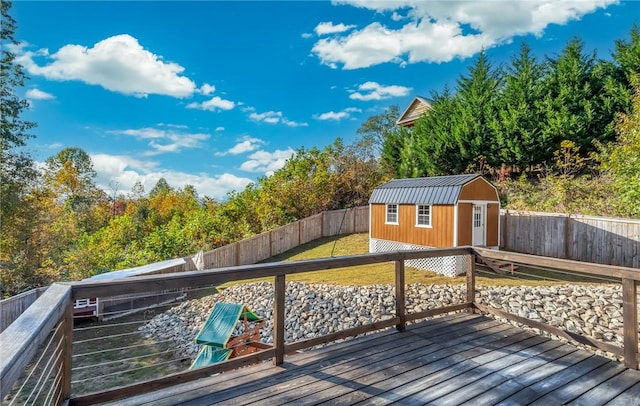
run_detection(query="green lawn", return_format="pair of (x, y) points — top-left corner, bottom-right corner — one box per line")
(221, 233), (608, 288)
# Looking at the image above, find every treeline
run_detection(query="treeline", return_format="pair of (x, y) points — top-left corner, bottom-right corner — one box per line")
(0, 139), (387, 296)
(383, 32), (639, 177)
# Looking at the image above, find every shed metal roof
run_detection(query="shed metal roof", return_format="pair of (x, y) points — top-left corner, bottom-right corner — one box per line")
(369, 174), (481, 205)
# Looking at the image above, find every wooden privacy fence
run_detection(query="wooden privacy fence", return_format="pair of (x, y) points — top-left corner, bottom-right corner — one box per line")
(184, 206), (369, 271)
(501, 210), (640, 268)
(0, 287), (48, 333)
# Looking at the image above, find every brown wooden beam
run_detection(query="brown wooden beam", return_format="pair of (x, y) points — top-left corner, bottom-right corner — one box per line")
(467, 254), (476, 313)
(69, 247), (473, 299)
(622, 278), (639, 369)
(474, 303), (623, 357)
(405, 303), (472, 323)
(473, 247), (640, 281)
(285, 317), (400, 353)
(395, 260), (406, 332)
(273, 275), (286, 366)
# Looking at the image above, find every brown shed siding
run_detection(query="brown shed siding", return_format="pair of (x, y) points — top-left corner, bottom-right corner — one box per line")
(486, 203), (499, 246)
(457, 203), (473, 246)
(458, 177), (499, 201)
(370, 204), (454, 247)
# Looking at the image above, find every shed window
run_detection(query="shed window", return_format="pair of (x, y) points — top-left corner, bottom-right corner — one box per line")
(386, 204), (398, 224)
(416, 205), (431, 227)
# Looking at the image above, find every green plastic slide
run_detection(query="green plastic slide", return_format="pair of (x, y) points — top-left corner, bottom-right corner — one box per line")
(190, 302), (263, 369)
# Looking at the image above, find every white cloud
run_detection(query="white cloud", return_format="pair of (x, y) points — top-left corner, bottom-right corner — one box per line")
(215, 136), (266, 156)
(240, 148), (295, 174)
(90, 153), (252, 200)
(349, 81), (412, 101)
(301, 32), (314, 39)
(249, 110), (308, 127)
(314, 22), (357, 35)
(110, 127), (210, 155)
(26, 88), (55, 100)
(314, 0), (617, 69)
(199, 83), (216, 95)
(314, 107), (362, 121)
(215, 126), (225, 132)
(16, 34), (196, 97)
(186, 96), (235, 111)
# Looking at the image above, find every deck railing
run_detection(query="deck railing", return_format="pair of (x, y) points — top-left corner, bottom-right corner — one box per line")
(0, 247), (638, 405)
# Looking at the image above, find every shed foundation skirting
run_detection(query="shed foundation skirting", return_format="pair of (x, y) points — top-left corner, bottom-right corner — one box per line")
(369, 238), (468, 277)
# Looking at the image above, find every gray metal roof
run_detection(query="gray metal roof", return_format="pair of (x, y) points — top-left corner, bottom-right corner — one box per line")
(369, 174), (481, 205)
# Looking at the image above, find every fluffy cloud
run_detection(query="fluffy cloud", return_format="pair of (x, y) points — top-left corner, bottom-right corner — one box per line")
(198, 83), (216, 95)
(16, 34), (196, 97)
(110, 127), (210, 155)
(186, 96), (235, 111)
(215, 136), (266, 156)
(349, 81), (412, 101)
(314, 0), (617, 69)
(249, 110), (308, 127)
(90, 153), (252, 199)
(26, 88), (55, 100)
(314, 107), (361, 121)
(315, 22), (356, 35)
(240, 148), (295, 174)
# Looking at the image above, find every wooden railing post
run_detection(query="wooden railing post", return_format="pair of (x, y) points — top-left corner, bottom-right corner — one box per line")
(273, 274), (286, 365)
(395, 260), (406, 332)
(467, 254), (476, 311)
(62, 300), (74, 401)
(622, 278), (638, 369)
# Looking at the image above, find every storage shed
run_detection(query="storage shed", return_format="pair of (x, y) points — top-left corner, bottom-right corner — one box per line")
(369, 174), (500, 276)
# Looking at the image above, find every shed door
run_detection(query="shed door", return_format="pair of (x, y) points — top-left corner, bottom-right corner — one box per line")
(472, 204), (486, 246)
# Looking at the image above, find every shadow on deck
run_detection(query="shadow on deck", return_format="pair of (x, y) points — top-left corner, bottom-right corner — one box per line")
(109, 313), (640, 406)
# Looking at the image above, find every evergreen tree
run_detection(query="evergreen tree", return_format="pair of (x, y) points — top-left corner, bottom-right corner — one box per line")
(538, 38), (601, 160)
(452, 50), (502, 172)
(410, 86), (460, 176)
(491, 42), (544, 170)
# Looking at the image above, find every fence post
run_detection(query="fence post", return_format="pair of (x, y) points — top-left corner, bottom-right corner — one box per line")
(622, 278), (638, 369)
(395, 260), (406, 332)
(62, 300), (74, 401)
(273, 274), (286, 365)
(467, 254), (476, 312)
(564, 214), (571, 260)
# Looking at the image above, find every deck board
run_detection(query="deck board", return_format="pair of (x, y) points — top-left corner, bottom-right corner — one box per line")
(99, 313), (640, 406)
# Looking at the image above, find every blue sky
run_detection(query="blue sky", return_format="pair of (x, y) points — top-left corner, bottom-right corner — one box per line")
(10, 0), (640, 199)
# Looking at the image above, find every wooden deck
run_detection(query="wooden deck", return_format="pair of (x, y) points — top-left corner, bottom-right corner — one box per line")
(108, 313), (640, 406)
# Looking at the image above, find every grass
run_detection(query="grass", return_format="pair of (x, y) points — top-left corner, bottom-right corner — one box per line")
(220, 233), (612, 289)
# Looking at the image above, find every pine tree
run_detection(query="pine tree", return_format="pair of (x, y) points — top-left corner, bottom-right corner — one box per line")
(491, 42), (544, 170)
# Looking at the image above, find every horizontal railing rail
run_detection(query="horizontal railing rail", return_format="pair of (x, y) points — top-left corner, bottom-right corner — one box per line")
(473, 247), (639, 370)
(0, 284), (73, 402)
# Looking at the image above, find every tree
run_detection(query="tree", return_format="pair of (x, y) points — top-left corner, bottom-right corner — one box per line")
(491, 42), (544, 170)
(599, 85), (640, 217)
(0, 0), (36, 219)
(44, 147), (99, 211)
(538, 38), (603, 159)
(356, 105), (406, 175)
(149, 177), (173, 198)
(410, 86), (459, 176)
(453, 50), (502, 172)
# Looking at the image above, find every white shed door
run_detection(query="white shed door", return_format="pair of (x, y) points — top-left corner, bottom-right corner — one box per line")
(472, 204), (486, 246)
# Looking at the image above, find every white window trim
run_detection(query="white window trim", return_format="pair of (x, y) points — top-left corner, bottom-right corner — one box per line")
(415, 204), (432, 228)
(385, 204), (399, 225)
